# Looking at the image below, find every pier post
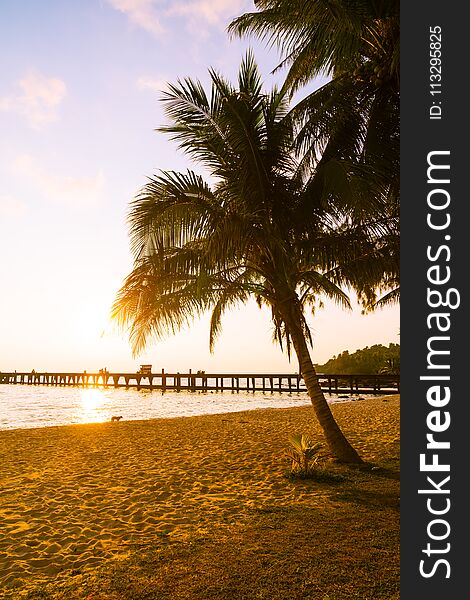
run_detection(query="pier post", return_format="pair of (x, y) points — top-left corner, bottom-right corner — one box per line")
(191, 371), (196, 391)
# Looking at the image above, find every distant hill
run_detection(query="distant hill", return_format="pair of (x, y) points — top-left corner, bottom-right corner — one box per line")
(315, 343), (400, 375)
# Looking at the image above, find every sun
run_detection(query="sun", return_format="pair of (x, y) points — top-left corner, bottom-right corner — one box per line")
(73, 301), (110, 343)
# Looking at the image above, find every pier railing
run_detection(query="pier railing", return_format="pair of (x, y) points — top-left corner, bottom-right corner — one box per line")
(0, 370), (399, 395)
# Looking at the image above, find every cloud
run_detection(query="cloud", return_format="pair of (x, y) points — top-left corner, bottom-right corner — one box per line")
(13, 155), (106, 209)
(168, 0), (249, 27)
(0, 194), (27, 218)
(0, 71), (66, 129)
(106, 0), (164, 36)
(107, 0), (251, 37)
(137, 76), (169, 94)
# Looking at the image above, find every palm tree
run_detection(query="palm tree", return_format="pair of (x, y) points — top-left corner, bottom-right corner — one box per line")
(229, 1), (400, 309)
(229, 1), (399, 89)
(112, 55), (393, 463)
(228, 0), (399, 155)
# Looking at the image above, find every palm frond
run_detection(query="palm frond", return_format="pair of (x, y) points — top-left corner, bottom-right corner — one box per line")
(128, 170), (221, 260)
(114, 52), (398, 363)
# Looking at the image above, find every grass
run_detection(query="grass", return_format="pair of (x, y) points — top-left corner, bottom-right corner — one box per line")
(13, 458), (399, 600)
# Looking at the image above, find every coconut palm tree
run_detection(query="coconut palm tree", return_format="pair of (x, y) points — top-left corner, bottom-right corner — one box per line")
(112, 54), (394, 463)
(229, 1), (400, 299)
(229, 1), (399, 92)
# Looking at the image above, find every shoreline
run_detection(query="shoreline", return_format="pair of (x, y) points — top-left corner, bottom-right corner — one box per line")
(0, 388), (390, 434)
(0, 395), (400, 593)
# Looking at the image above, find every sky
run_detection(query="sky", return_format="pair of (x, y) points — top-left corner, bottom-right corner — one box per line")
(0, 0), (399, 374)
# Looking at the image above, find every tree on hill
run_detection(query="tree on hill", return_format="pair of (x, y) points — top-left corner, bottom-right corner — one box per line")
(316, 343), (400, 375)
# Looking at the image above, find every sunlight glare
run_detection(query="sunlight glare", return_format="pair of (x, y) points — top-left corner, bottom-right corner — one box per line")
(79, 388), (106, 423)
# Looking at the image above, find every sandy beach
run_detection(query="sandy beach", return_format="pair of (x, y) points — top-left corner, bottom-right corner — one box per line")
(0, 395), (400, 596)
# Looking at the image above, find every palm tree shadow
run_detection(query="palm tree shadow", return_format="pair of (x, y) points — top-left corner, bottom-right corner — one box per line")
(333, 488), (400, 510)
(350, 462), (400, 481)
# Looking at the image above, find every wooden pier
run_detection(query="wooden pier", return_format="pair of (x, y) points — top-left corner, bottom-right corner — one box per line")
(0, 370), (399, 395)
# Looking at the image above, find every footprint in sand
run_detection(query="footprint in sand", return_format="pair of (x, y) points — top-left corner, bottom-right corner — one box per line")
(1, 572), (23, 587)
(28, 557), (55, 568)
(69, 542), (92, 555)
(143, 516), (162, 526)
(43, 563), (63, 576)
(44, 542), (62, 555)
(7, 521), (31, 534)
(11, 545), (39, 559)
(128, 511), (145, 524)
(154, 490), (171, 501)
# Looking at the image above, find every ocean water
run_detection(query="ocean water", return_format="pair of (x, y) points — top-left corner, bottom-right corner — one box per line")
(0, 384), (358, 431)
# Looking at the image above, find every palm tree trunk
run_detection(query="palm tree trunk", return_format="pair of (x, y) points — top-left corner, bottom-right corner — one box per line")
(282, 304), (363, 464)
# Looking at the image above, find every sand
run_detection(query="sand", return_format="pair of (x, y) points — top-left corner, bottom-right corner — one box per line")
(0, 395), (399, 594)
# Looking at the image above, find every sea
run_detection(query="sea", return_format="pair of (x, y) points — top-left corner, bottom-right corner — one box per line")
(0, 384), (363, 431)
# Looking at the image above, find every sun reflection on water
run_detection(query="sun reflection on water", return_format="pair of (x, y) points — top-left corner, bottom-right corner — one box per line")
(79, 388), (106, 423)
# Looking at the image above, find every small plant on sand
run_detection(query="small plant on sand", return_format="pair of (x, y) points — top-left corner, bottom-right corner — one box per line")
(284, 433), (323, 476)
